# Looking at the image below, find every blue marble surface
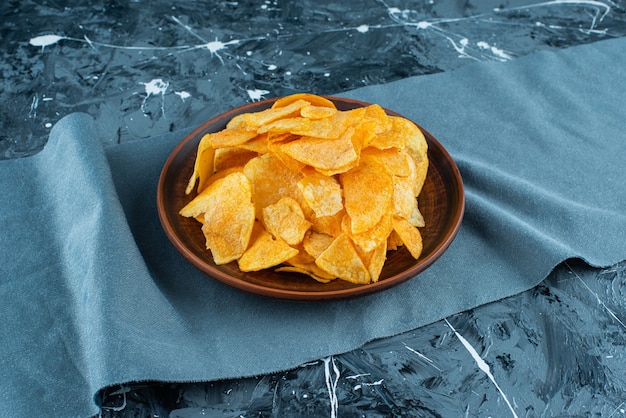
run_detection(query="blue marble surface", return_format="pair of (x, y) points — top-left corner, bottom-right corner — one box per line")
(2, 1), (626, 416)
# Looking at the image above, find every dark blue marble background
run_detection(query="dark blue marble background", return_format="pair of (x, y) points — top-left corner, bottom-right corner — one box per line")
(2, 1), (626, 416)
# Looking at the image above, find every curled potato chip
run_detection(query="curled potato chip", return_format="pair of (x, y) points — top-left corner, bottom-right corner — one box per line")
(262, 197), (311, 246)
(180, 172), (255, 264)
(392, 217), (424, 260)
(315, 233), (370, 284)
(340, 153), (393, 235)
(238, 228), (299, 272)
(181, 93), (429, 285)
(297, 169), (343, 218)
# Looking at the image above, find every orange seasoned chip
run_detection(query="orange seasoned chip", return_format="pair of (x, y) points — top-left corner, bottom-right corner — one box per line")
(272, 93), (336, 109)
(213, 147), (258, 172)
(300, 104), (337, 119)
(280, 128), (359, 174)
(309, 210), (344, 237)
(180, 172), (255, 264)
(357, 241), (387, 283)
(342, 212), (393, 253)
(243, 153), (304, 218)
(262, 197), (311, 246)
(238, 229), (299, 272)
(392, 217), (424, 260)
(302, 231), (335, 258)
(315, 233), (370, 284)
(207, 128), (259, 148)
(276, 263), (336, 283)
(297, 169), (343, 218)
(340, 153), (393, 234)
(227, 99), (310, 130)
(185, 134), (215, 195)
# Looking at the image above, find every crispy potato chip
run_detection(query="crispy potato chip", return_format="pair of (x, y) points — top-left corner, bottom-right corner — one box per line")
(207, 128), (259, 148)
(213, 147), (258, 172)
(302, 231), (335, 258)
(258, 107), (367, 140)
(297, 169), (343, 218)
(272, 93), (336, 109)
(309, 210), (344, 237)
(227, 99), (310, 130)
(357, 241), (387, 283)
(300, 104), (337, 119)
(408, 204), (425, 227)
(392, 217), (423, 260)
(392, 175), (418, 220)
(238, 229), (299, 272)
(185, 134), (215, 195)
(315, 233), (370, 284)
(262, 197), (311, 246)
(243, 153), (304, 219)
(363, 147), (412, 177)
(387, 229), (404, 251)
(340, 153), (393, 234)
(276, 263), (336, 283)
(180, 172), (254, 264)
(342, 212), (393, 253)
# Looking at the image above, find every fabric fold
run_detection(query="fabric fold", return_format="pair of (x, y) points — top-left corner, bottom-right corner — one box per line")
(1, 37), (626, 417)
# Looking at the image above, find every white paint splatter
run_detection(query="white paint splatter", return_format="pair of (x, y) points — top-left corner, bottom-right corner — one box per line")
(247, 88), (270, 101)
(346, 373), (371, 380)
(267, 64), (277, 70)
(45, 122), (52, 128)
(141, 79), (169, 116)
(445, 319), (518, 418)
(356, 24), (369, 33)
(477, 41), (512, 60)
(29, 34), (64, 48)
(323, 357), (340, 418)
(175, 91), (191, 101)
(417, 21), (432, 29)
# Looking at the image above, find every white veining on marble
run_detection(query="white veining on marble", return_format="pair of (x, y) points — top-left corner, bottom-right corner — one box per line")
(323, 356), (340, 418)
(403, 342), (442, 371)
(445, 319), (519, 418)
(565, 261), (626, 330)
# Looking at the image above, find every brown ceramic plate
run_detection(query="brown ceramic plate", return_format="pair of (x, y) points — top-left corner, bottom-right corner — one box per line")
(157, 96), (464, 301)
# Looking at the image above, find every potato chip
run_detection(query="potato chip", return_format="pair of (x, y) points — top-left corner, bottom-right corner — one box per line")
(342, 212), (393, 253)
(300, 104), (337, 119)
(308, 210), (344, 237)
(276, 264), (336, 283)
(282, 130), (359, 174)
(207, 128), (259, 148)
(238, 229), (299, 272)
(392, 217), (424, 260)
(180, 172), (255, 264)
(262, 197), (311, 246)
(213, 147), (258, 172)
(243, 153), (304, 219)
(227, 99), (310, 130)
(297, 169), (343, 218)
(185, 134), (215, 195)
(315, 233), (370, 284)
(340, 153), (393, 234)
(272, 93), (336, 109)
(302, 231), (335, 258)
(357, 241), (387, 283)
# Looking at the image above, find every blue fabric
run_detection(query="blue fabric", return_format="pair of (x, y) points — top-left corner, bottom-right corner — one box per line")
(1, 37), (625, 416)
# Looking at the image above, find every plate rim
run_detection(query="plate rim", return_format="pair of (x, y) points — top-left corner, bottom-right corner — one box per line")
(157, 95), (465, 301)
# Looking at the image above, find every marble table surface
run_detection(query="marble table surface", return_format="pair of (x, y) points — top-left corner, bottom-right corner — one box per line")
(2, 1), (626, 416)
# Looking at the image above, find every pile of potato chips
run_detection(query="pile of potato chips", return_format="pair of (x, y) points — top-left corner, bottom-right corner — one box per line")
(180, 94), (428, 285)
